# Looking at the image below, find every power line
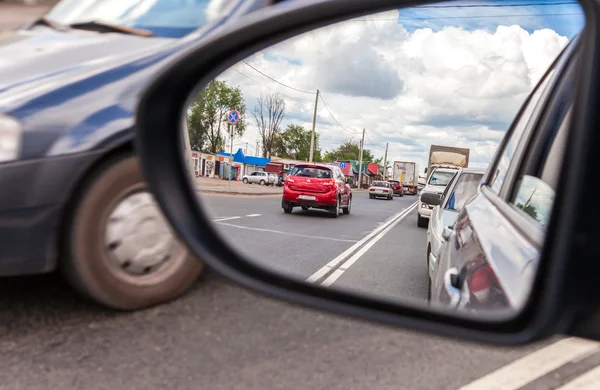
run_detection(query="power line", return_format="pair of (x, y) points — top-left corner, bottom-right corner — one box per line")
(352, 12), (582, 21)
(417, 1), (578, 8)
(230, 68), (301, 101)
(241, 60), (316, 95)
(365, 131), (386, 151)
(318, 94), (359, 134)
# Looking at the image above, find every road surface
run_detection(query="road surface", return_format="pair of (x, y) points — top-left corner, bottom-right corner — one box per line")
(1, 192), (599, 390)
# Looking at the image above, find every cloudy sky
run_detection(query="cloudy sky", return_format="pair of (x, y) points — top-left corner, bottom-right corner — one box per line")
(213, 0), (584, 172)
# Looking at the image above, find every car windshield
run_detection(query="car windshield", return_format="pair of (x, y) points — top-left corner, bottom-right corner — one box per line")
(446, 173), (484, 211)
(46, 0), (224, 38)
(291, 167), (332, 178)
(428, 170), (456, 186)
(372, 181), (387, 187)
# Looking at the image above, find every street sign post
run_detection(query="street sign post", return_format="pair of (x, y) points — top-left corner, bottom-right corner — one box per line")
(227, 110), (240, 189)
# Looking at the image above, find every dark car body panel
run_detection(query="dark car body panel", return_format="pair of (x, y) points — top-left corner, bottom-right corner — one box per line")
(0, 0), (275, 276)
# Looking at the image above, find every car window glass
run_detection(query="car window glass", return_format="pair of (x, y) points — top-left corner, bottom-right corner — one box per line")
(428, 170), (455, 186)
(508, 106), (570, 230)
(488, 69), (555, 193)
(445, 173), (484, 211)
(510, 176), (555, 229)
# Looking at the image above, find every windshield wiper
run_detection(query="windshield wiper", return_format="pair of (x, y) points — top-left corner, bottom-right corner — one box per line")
(69, 21), (153, 37)
(26, 16), (69, 32)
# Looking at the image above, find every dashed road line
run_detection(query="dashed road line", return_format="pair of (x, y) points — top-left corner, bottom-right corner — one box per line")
(556, 364), (600, 390)
(216, 222), (358, 243)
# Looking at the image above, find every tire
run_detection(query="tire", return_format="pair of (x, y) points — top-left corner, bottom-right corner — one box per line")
(427, 277), (432, 303)
(390, 194), (394, 200)
(417, 213), (428, 228)
(242, 178), (249, 184)
(369, 195), (374, 199)
(260, 180), (265, 186)
(343, 196), (352, 215)
(61, 155), (203, 311)
(301, 206), (309, 211)
(329, 196), (340, 218)
(283, 203), (293, 214)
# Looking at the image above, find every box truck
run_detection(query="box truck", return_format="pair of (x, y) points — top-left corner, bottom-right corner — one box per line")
(392, 161), (419, 195)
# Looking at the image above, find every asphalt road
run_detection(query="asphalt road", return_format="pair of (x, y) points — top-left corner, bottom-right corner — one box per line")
(1, 192), (596, 390)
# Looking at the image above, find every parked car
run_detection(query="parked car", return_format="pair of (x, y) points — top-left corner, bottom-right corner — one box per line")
(369, 181), (394, 200)
(417, 167), (457, 228)
(428, 37), (574, 312)
(424, 167), (485, 298)
(242, 171), (275, 185)
(0, 0), (276, 310)
(387, 180), (404, 197)
(282, 164), (351, 218)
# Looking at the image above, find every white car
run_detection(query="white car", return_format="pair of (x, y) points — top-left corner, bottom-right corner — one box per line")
(242, 171), (275, 185)
(425, 167), (485, 290)
(417, 167), (457, 228)
(368, 181), (394, 200)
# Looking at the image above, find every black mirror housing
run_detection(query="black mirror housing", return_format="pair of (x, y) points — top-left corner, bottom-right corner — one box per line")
(420, 192), (441, 206)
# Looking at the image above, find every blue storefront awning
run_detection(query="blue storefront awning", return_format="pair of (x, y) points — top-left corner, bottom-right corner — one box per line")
(218, 148), (270, 166)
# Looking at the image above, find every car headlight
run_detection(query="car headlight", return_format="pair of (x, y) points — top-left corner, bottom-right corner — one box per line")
(0, 115), (22, 163)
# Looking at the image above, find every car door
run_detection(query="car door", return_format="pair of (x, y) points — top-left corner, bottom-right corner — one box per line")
(431, 42), (576, 312)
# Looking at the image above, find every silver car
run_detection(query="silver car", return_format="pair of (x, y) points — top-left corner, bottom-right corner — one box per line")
(242, 171), (275, 185)
(424, 167), (486, 290)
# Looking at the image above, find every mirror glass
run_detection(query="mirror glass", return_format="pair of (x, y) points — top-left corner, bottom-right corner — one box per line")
(181, 0), (584, 319)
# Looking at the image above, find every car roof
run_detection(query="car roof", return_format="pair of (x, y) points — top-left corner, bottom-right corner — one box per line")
(432, 167), (458, 173)
(458, 167), (487, 174)
(294, 163), (334, 169)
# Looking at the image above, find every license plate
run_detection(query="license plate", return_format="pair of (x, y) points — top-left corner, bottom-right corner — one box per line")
(299, 195), (316, 201)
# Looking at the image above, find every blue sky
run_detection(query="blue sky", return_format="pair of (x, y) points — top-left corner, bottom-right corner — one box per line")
(397, 0), (584, 38)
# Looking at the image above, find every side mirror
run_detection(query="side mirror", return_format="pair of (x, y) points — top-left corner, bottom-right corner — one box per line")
(134, 0), (596, 347)
(420, 192), (441, 206)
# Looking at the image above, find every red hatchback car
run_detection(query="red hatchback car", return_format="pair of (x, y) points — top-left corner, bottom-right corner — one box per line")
(387, 180), (404, 197)
(282, 164), (352, 218)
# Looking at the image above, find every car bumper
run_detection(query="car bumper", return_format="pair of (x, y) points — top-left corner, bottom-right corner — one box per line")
(0, 152), (100, 276)
(283, 188), (337, 208)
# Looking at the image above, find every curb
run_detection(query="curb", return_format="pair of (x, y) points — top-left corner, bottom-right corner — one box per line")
(198, 189), (282, 196)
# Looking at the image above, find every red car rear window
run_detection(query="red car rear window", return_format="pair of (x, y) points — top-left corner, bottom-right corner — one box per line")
(291, 166), (332, 178)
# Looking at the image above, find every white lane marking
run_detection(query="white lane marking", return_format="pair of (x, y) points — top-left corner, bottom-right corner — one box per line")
(216, 222), (359, 243)
(305, 201), (418, 283)
(556, 364), (600, 390)
(457, 337), (600, 390)
(213, 216), (242, 222)
(321, 202), (418, 287)
(246, 214), (262, 217)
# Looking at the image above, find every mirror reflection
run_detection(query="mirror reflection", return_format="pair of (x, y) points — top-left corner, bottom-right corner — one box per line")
(182, 0), (584, 318)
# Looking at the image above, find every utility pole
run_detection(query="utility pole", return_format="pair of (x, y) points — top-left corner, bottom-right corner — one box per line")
(256, 140), (260, 156)
(309, 89), (320, 163)
(182, 111), (194, 180)
(382, 142), (389, 180)
(358, 128), (365, 189)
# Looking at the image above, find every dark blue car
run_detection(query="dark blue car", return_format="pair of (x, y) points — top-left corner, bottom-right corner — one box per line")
(0, 0), (276, 310)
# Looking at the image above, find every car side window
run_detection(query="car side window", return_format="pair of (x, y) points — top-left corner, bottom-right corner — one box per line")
(508, 107), (571, 230)
(488, 69), (555, 193)
(445, 173), (483, 211)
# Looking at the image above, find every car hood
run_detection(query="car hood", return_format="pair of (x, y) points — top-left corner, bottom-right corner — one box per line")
(0, 27), (172, 109)
(422, 184), (447, 194)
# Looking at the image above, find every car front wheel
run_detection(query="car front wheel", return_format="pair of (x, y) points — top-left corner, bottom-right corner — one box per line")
(61, 155), (204, 311)
(417, 213), (428, 228)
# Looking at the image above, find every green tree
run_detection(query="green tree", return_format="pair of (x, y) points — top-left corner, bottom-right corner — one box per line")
(187, 80), (247, 153)
(323, 140), (375, 162)
(272, 124), (322, 161)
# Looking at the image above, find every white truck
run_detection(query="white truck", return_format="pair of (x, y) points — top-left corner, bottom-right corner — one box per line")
(392, 161), (419, 195)
(417, 145), (470, 228)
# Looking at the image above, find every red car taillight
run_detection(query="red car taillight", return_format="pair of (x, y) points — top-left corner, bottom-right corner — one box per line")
(467, 265), (497, 302)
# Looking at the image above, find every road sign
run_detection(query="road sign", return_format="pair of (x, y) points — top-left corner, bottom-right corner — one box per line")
(340, 162), (346, 168)
(227, 110), (240, 125)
